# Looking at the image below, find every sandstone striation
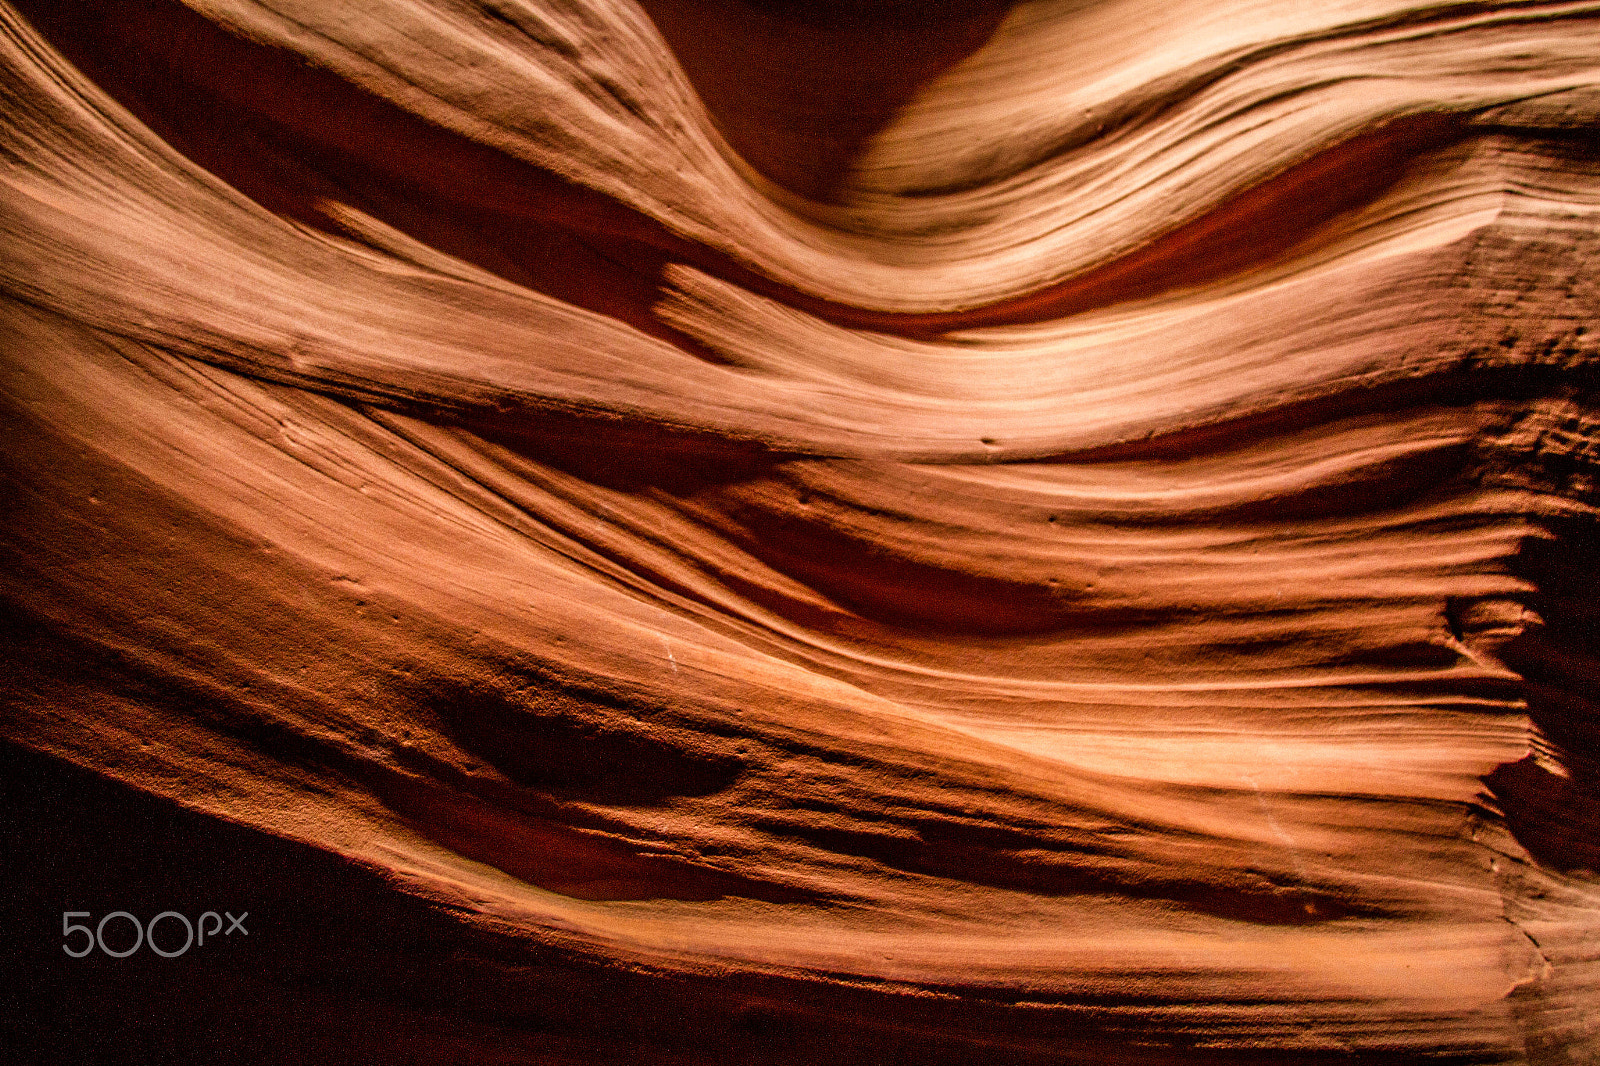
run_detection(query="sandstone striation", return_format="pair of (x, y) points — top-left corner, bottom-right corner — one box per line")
(2, 1), (1598, 1061)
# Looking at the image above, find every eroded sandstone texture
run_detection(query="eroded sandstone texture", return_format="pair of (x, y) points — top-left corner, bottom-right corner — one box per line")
(3, 0), (1598, 1061)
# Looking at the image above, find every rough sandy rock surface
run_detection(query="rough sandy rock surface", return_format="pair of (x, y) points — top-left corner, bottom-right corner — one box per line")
(2, 0), (1598, 1062)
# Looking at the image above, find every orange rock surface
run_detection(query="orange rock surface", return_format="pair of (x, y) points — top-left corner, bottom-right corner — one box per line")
(3, 1), (1597, 1061)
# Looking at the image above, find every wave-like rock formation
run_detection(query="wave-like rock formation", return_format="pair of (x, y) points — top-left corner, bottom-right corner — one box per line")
(4, 0), (1599, 1061)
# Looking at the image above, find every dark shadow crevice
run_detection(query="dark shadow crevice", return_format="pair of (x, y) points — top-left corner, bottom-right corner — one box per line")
(1486, 515), (1600, 873)
(633, 0), (1014, 203)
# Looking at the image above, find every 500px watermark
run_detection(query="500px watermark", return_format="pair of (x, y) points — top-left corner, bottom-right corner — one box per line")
(62, 910), (248, 958)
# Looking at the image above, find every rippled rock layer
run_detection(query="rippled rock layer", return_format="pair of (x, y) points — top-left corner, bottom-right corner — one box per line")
(3, 0), (1598, 1062)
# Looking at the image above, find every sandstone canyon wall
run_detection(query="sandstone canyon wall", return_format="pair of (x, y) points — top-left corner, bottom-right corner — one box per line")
(2, 0), (1599, 1062)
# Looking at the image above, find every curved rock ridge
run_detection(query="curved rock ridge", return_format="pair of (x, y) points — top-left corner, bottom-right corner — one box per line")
(1, 0), (1597, 1062)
